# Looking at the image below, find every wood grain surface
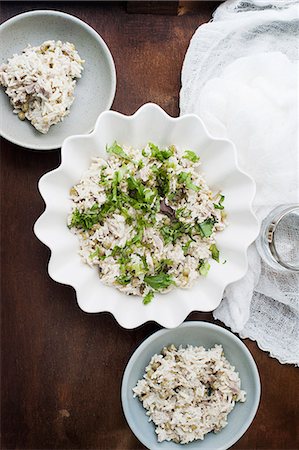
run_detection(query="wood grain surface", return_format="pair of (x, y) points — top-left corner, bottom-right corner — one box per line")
(1, 2), (298, 450)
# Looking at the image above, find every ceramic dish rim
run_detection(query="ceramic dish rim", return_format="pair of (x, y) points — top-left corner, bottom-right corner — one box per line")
(121, 321), (261, 450)
(0, 9), (117, 150)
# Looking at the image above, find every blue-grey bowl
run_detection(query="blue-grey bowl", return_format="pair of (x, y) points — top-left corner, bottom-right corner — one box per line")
(121, 321), (260, 450)
(0, 10), (116, 150)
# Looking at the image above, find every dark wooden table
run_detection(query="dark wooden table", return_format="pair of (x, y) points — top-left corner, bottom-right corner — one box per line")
(1, 2), (298, 449)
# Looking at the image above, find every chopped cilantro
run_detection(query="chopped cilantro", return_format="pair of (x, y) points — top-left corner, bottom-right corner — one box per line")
(129, 226), (144, 245)
(149, 143), (173, 162)
(198, 260), (211, 276)
(196, 219), (215, 238)
(106, 142), (131, 161)
(160, 221), (190, 245)
(70, 203), (100, 230)
(210, 244), (220, 262)
(155, 258), (173, 273)
(183, 150), (200, 163)
(167, 191), (177, 202)
(178, 172), (200, 192)
(144, 273), (174, 291)
(127, 176), (155, 204)
(89, 247), (104, 260)
(151, 165), (170, 197)
(143, 290), (154, 305)
(140, 255), (149, 271)
(182, 240), (193, 255)
(99, 166), (108, 185)
(116, 274), (132, 285)
(214, 194), (225, 210)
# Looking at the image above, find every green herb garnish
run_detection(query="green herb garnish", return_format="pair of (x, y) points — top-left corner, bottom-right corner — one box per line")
(210, 244), (220, 262)
(198, 260), (211, 276)
(155, 258), (173, 273)
(70, 203), (100, 230)
(143, 290), (154, 305)
(144, 273), (174, 291)
(196, 219), (215, 238)
(149, 143), (173, 162)
(106, 141), (131, 161)
(89, 247), (106, 260)
(160, 221), (190, 245)
(183, 150), (200, 163)
(178, 172), (200, 192)
(127, 176), (156, 204)
(214, 194), (225, 210)
(151, 165), (170, 197)
(182, 240), (193, 255)
(116, 274), (132, 285)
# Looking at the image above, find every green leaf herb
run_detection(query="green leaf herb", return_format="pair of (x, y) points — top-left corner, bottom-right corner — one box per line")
(151, 165), (170, 197)
(149, 143), (173, 162)
(160, 221), (190, 245)
(183, 150), (200, 163)
(214, 194), (225, 210)
(155, 259), (173, 274)
(210, 243), (220, 262)
(198, 260), (211, 276)
(178, 172), (200, 192)
(127, 176), (156, 204)
(144, 272), (174, 291)
(89, 247), (105, 260)
(143, 291), (154, 305)
(70, 203), (101, 230)
(182, 239), (193, 255)
(116, 274), (132, 285)
(106, 141), (131, 161)
(196, 219), (214, 238)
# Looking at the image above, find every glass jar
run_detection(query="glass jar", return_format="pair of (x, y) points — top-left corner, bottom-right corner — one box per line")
(255, 204), (299, 272)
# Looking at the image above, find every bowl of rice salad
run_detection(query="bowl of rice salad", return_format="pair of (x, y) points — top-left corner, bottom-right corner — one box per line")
(121, 321), (261, 450)
(0, 10), (116, 150)
(34, 103), (258, 328)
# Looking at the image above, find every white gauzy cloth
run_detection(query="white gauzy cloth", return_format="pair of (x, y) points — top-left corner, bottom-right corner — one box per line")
(180, 0), (299, 365)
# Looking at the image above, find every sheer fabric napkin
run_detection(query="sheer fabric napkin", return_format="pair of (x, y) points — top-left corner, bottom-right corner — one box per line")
(180, 0), (299, 365)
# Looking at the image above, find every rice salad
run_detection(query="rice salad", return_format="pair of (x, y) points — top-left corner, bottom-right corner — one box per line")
(133, 344), (246, 444)
(0, 40), (84, 133)
(68, 142), (226, 304)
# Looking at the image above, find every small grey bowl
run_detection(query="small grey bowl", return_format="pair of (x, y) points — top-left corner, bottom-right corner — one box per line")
(121, 321), (260, 450)
(0, 10), (116, 150)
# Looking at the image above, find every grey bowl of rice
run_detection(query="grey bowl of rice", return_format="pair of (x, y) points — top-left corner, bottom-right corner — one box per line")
(121, 321), (260, 450)
(0, 10), (116, 150)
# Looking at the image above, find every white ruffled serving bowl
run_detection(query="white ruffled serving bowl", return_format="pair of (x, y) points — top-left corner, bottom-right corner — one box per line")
(34, 103), (259, 329)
